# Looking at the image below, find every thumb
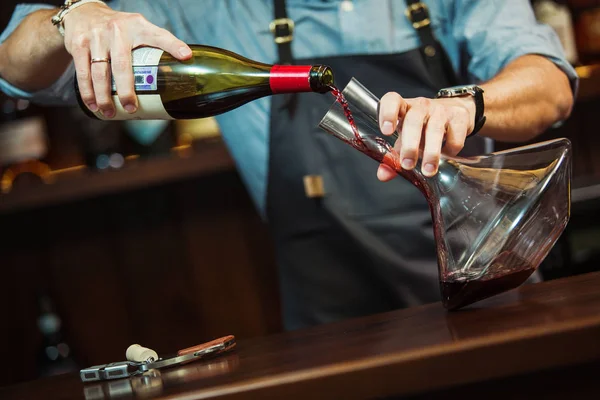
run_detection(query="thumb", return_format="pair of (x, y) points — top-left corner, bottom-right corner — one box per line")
(140, 27), (192, 60)
(377, 163), (398, 182)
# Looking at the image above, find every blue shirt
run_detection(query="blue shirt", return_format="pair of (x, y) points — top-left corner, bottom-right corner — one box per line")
(0, 0), (578, 216)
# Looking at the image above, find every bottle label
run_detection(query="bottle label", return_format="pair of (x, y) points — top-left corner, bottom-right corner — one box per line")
(109, 47), (164, 92)
(110, 67), (158, 92)
(94, 47), (172, 120)
(132, 47), (164, 66)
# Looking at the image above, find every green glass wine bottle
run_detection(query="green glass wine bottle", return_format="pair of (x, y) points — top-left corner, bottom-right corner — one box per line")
(75, 45), (334, 120)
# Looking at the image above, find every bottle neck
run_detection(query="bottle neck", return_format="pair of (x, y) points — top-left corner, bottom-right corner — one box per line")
(269, 65), (333, 94)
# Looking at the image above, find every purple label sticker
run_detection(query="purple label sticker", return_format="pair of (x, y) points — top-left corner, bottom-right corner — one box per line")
(111, 66), (158, 93)
(132, 66), (158, 91)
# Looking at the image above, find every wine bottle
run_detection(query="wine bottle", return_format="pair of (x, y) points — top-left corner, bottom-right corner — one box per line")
(75, 45), (334, 120)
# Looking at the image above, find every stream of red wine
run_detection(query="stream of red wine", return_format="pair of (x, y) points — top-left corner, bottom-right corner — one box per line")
(329, 86), (363, 145)
(329, 85), (400, 169)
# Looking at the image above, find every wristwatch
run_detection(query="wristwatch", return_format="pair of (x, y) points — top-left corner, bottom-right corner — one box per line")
(436, 85), (486, 137)
(52, 0), (106, 36)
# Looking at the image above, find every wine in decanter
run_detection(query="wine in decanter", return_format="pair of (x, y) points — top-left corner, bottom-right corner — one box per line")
(319, 78), (571, 310)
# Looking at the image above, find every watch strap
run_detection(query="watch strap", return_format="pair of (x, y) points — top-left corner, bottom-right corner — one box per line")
(471, 115), (486, 137)
(436, 85), (486, 137)
(470, 86), (486, 137)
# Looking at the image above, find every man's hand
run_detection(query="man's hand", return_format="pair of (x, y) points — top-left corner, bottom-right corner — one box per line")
(377, 93), (476, 180)
(375, 55), (574, 182)
(62, 2), (192, 118)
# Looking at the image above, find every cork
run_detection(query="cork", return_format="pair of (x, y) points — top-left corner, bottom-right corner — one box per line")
(126, 344), (159, 363)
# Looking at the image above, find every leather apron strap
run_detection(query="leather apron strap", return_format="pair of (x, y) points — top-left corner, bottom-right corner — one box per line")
(404, 0), (457, 87)
(272, 0), (294, 65)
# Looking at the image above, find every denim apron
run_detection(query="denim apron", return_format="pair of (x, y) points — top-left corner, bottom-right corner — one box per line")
(266, 0), (486, 330)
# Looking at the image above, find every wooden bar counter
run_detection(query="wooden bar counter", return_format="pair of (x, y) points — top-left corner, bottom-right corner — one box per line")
(2, 271), (600, 400)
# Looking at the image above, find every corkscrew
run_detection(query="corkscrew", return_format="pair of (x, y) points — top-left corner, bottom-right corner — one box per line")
(80, 335), (236, 382)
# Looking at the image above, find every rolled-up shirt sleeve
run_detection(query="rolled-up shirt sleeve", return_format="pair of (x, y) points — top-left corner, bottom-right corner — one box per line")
(453, 0), (579, 96)
(0, 4), (80, 105)
(0, 0), (183, 106)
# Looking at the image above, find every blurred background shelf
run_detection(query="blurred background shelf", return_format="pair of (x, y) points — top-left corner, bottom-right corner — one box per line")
(572, 176), (600, 204)
(0, 138), (235, 214)
(575, 63), (600, 102)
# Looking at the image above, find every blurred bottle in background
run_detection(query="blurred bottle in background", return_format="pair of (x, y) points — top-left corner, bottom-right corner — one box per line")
(534, 0), (579, 64)
(70, 109), (126, 172)
(124, 119), (175, 158)
(0, 94), (51, 193)
(569, 0), (600, 64)
(69, 106), (178, 170)
(35, 293), (79, 378)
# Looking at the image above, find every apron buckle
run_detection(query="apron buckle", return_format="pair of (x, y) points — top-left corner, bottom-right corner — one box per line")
(270, 18), (294, 44)
(303, 175), (325, 198)
(405, 2), (431, 30)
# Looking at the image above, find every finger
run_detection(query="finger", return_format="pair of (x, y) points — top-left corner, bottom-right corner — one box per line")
(442, 110), (469, 156)
(398, 97), (430, 170)
(378, 92), (408, 136)
(137, 24), (192, 60)
(421, 106), (447, 177)
(91, 59), (114, 118)
(110, 32), (137, 114)
(90, 31), (114, 118)
(377, 163), (398, 182)
(71, 41), (97, 112)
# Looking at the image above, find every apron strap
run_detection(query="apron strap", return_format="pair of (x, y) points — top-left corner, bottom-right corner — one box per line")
(404, 0), (457, 87)
(272, 0), (294, 65)
(271, 0), (299, 115)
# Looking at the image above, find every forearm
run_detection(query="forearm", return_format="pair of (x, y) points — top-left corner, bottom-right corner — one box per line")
(378, 54), (575, 180)
(0, 9), (71, 92)
(479, 55), (574, 143)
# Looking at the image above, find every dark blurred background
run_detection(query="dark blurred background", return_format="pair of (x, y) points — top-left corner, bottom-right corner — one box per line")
(0, 0), (599, 388)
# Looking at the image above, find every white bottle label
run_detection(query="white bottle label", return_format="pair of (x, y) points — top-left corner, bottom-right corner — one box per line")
(94, 47), (173, 120)
(131, 47), (164, 66)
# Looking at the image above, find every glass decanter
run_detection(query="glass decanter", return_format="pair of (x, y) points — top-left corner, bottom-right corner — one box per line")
(319, 78), (571, 310)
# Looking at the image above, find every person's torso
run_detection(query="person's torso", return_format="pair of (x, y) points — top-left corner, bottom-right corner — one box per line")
(110, 0), (463, 214)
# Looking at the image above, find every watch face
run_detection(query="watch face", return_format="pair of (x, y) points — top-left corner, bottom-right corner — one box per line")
(438, 85), (480, 98)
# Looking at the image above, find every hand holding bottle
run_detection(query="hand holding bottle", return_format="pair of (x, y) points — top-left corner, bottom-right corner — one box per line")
(61, 2), (192, 118)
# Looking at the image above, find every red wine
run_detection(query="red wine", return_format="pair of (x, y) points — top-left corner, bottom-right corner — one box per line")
(329, 86), (402, 170)
(330, 86), (361, 143)
(441, 251), (535, 310)
(328, 87), (536, 311)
